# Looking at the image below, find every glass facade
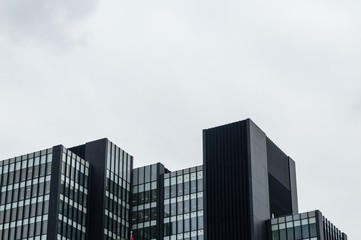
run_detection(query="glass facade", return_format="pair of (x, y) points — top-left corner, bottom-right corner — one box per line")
(57, 149), (90, 240)
(104, 142), (132, 240)
(270, 211), (347, 240)
(271, 211), (318, 240)
(0, 148), (53, 240)
(163, 166), (204, 240)
(131, 164), (163, 240)
(0, 135), (348, 240)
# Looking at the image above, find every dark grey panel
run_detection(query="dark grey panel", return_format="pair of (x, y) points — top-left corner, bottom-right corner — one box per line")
(288, 157), (298, 214)
(46, 145), (63, 240)
(248, 120), (270, 240)
(203, 120), (251, 240)
(266, 138), (290, 190)
(85, 138), (108, 240)
(316, 210), (324, 240)
(68, 144), (86, 159)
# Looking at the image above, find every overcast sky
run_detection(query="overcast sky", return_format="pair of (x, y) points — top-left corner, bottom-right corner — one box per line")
(0, 0), (360, 238)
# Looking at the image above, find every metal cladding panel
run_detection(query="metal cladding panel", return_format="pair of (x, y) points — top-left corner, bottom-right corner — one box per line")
(157, 163), (169, 240)
(85, 139), (108, 240)
(316, 210), (325, 240)
(288, 157), (299, 214)
(46, 145), (63, 240)
(248, 120), (270, 240)
(203, 120), (251, 240)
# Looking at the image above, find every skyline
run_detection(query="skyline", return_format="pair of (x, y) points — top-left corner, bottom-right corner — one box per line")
(1, 0), (360, 239)
(0, 117), (354, 238)
(0, 120), (346, 240)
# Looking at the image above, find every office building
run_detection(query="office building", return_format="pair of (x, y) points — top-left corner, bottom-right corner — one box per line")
(269, 210), (348, 240)
(131, 163), (167, 240)
(130, 164), (204, 240)
(203, 119), (298, 240)
(0, 146), (91, 240)
(0, 119), (347, 240)
(68, 139), (132, 240)
(0, 138), (132, 240)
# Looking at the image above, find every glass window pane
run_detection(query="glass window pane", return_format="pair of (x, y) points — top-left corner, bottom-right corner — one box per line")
(310, 223), (317, 237)
(151, 165), (157, 182)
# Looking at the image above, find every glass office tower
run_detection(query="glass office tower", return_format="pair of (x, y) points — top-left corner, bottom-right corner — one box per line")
(0, 148), (53, 240)
(203, 119), (299, 240)
(0, 146), (91, 240)
(130, 164), (204, 240)
(55, 147), (90, 240)
(0, 139), (132, 240)
(163, 166), (204, 240)
(69, 139), (132, 240)
(103, 141), (132, 240)
(131, 163), (168, 240)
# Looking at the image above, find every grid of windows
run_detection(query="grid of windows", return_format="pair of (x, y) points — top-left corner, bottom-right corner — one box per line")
(131, 164), (161, 240)
(0, 148), (52, 240)
(104, 142), (132, 240)
(163, 166), (204, 240)
(57, 149), (90, 240)
(270, 211), (347, 240)
(271, 211), (318, 240)
(0, 136), (349, 240)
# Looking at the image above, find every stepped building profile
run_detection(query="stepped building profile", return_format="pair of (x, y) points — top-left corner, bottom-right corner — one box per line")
(0, 119), (347, 240)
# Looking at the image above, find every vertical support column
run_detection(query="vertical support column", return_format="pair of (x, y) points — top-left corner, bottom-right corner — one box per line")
(247, 120), (270, 240)
(203, 120), (251, 240)
(315, 210), (325, 240)
(46, 145), (63, 240)
(86, 139), (108, 240)
(288, 158), (299, 214)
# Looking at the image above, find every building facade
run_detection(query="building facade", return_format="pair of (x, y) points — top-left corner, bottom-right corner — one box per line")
(68, 139), (133, 240)
(0, 119), (347, 240)
(269, 210), (348, 240)
(131, 163), (167, 240)
(0, 148), (53, 239)
(0, 138), (132, 240)
(203, 119), (298, 240)
(162, 166), (204, 240)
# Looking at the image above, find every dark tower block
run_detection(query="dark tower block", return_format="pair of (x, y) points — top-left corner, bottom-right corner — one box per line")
(203, 119), (298, 240)
(69, 138), (133, 240)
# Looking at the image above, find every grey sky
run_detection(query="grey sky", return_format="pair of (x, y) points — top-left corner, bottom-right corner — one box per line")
(1, 0), (360, 238)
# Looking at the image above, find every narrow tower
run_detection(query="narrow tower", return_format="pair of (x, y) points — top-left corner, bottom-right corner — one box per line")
(203, 119), (298, 240)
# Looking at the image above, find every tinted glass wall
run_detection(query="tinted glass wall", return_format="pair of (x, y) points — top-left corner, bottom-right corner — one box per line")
(163, 166), (204, 240)
(131, 164), (164, 240)
(269, 211), (347, 240)
(0, 148), (53, 240)
(270, 211), (318, 240)
(104, 141), (132, 240)
(57, 149), (90, 240)
(267, 138), (297, 217)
